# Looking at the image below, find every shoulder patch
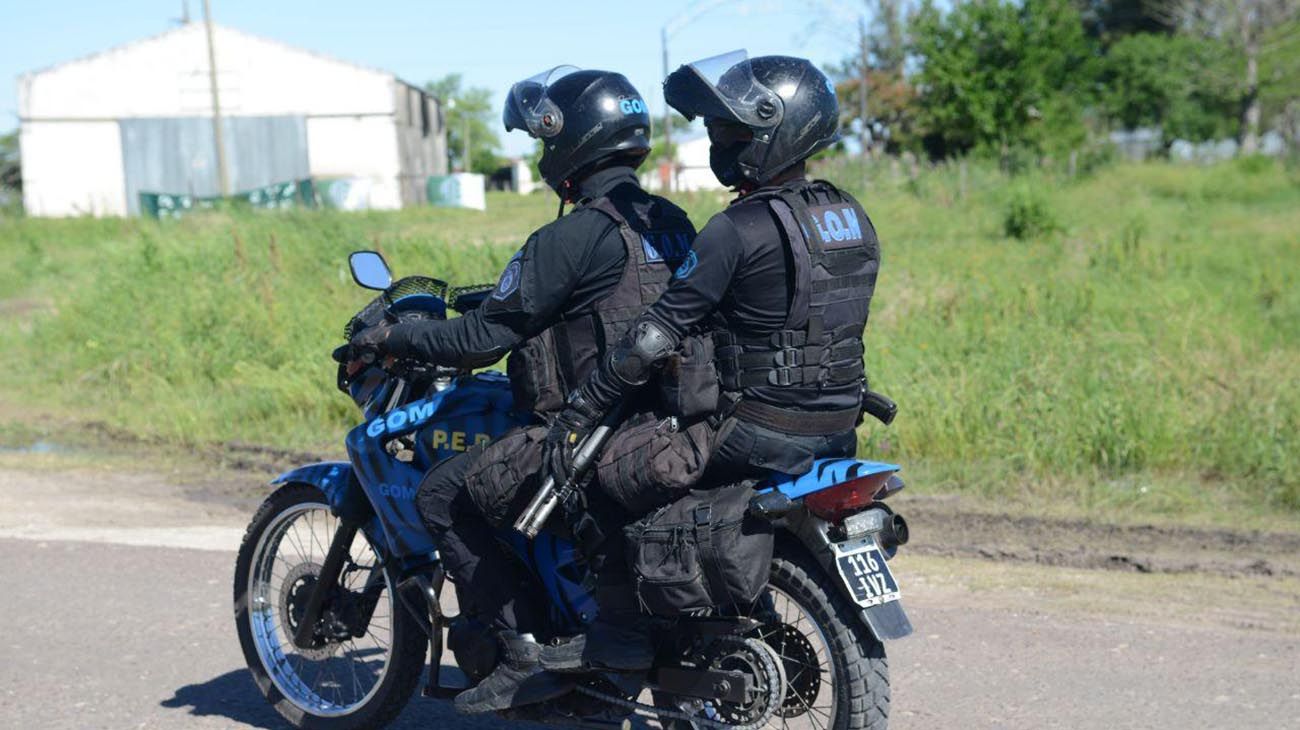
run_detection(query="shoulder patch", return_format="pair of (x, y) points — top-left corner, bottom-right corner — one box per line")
(641, 231), (694, 265)
(491, 252), (523, 301)
(673, 250), (699, 280)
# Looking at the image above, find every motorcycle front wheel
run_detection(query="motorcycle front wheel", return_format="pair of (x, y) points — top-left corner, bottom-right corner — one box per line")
(233, 483), (426, 730)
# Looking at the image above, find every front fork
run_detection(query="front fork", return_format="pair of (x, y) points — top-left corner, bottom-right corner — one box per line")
(292, 518), (360, 649)
(295, 517), (455, 697)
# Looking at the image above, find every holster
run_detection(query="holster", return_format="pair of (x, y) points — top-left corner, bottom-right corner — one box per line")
(656, 334), (720, 422)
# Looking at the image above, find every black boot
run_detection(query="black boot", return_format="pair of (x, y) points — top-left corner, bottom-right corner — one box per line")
(538, 619), (655, 674)
(453, 632), (575, 714)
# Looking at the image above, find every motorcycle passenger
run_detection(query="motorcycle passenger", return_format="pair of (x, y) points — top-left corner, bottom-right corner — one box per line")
(542, 52), (881, 614)
(349, 68), (696, 713)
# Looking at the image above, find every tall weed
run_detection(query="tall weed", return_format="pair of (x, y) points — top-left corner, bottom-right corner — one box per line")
(1, 162), (1297, 514)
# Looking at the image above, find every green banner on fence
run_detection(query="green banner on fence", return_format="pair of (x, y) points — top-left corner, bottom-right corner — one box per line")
(426, 173), (486, 210)
(140, 179), (317, 219)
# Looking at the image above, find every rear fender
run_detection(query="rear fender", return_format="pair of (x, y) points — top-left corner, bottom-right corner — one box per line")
(781, 507), (913, 641)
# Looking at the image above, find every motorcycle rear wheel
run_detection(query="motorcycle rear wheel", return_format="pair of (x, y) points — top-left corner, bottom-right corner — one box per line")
(233, 483), (426, 729)
(757, 550), (891, 730)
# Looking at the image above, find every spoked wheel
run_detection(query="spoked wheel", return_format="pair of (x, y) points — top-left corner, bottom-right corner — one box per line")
(234, 484), (425, 729)
(755, 552), (891, 730)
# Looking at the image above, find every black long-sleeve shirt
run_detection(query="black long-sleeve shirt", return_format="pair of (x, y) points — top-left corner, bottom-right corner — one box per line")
(641, 196), (793, 342)
(386, 166), (649, 368)
(589, 179), (877, 414)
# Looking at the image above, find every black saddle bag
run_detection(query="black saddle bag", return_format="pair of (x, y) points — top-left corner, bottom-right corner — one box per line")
(623, 482), (774, 617)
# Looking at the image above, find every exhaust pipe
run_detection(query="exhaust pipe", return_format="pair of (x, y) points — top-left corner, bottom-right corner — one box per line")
(877, 512), (909, 550)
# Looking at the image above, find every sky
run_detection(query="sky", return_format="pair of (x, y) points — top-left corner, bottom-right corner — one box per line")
(0, 0), (867, 156)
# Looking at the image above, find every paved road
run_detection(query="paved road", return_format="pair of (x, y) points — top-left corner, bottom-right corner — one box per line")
(1, 465), (1297, 729)
(2, 536), (1297, 729)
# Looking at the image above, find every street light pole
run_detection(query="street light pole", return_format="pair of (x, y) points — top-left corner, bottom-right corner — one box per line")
(661, 25), (673, 193)
(858, 13), (870, 192)
(463, 118), (471, 174)
(202, 0), (230, 197)
(661, 0), (733, 194)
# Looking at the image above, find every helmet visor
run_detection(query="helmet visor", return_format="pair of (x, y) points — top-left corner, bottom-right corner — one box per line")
(503, 65), (581, 138)
(664, 49), (782, 128)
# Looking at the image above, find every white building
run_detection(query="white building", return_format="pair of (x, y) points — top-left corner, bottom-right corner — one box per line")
(640, 131), (726, 193)
(18, 23), (446, 216)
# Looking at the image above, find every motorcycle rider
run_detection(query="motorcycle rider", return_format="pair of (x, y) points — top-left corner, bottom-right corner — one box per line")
(349, 67), (696, 713)
(540, 52), (881, 662)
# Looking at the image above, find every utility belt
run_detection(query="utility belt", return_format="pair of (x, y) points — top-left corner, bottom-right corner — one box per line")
(718, 373), (894, 438)
(731, 398), (861, 436)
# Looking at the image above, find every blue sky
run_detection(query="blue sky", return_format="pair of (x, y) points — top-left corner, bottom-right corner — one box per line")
(1, 0), (866, 155)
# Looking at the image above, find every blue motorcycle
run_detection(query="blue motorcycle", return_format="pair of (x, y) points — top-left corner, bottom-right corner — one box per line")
(233, 251), (913, 730)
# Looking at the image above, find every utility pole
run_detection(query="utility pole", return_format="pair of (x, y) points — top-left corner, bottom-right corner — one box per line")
(202, 0), (230, 196)
(858, 13), (870, 191)
(660, 0), (730, 193)
(660, 25), (670, 192)
(204, 0), (232, 196)
(858, 15), (870, 154)
(463, 117), (471, 173)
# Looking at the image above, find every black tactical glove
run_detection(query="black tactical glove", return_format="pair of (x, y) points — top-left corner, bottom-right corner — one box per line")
(543, 389), (603, 484)
(347, 321), (395, 364)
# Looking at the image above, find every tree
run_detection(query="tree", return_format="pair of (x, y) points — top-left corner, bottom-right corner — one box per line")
(1259, 15), (1300, 150)
(425, 74), (503, 174)
(1164, 0), (1300, 153)
(1099, 32), (1239, 141)
(1077, 0), (1178, 41)
(0, 130), (20, 212)
(649, 114), (694, 162)
(910, 0), (1098, 160)
(826, 0), (921, 153)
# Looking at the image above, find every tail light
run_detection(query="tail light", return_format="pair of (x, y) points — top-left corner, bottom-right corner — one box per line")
(803, 471), (895, 523)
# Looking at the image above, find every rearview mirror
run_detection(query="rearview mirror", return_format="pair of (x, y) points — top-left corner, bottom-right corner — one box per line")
(349, 251), (392, 290)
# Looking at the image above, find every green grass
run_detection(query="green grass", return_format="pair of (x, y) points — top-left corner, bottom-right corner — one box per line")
(1, 158), (1297, 520)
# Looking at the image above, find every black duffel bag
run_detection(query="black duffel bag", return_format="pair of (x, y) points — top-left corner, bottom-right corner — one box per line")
(623, 482), (774, 617)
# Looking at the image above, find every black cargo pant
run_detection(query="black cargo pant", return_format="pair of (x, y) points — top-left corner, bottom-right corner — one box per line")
(703, 416), (858, 483)
(415, 444), (636, 635)
(415, 445), (544, 635)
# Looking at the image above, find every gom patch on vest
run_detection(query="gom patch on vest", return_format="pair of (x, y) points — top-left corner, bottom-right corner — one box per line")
(804, 203), (865, 250)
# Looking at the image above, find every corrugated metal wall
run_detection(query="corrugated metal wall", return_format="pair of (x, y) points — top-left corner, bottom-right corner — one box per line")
(393, 83), (447, 206)
(119, 116), (309, 214)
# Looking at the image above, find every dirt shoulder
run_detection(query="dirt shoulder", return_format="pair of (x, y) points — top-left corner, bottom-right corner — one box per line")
(4, 434), (1299, 581)
(900, 494), (1300, 579)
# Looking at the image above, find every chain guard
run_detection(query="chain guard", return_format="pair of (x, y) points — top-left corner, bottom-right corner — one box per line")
(574, 636), (786, 730)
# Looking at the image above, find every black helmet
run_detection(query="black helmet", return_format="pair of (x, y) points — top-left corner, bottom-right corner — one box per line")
(664, 51), (840, 187)
(503, 67), (652, 194)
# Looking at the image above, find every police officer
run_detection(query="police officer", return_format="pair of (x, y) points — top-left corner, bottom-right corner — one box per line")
(542, 51), (880, 564)
(350, 67), (695, 713)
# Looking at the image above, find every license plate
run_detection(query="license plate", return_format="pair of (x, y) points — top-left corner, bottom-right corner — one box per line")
(832, 538), (901, 608)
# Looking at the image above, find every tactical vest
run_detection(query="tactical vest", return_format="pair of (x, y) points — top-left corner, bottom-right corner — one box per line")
(508, 194), (696, 415)
(713, 180), (879, 435)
